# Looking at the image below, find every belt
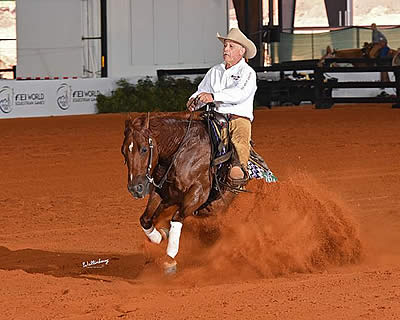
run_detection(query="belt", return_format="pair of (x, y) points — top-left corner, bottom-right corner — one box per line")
(228, 114), (251, 122)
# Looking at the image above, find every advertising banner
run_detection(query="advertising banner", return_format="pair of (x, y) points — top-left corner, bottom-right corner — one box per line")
(0, 78), (114, 119)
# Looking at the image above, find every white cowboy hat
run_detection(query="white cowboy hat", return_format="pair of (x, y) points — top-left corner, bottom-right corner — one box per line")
(217, 28), (257, 59)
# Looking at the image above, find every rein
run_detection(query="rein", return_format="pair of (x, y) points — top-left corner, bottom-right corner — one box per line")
(145, 112), (194, 189)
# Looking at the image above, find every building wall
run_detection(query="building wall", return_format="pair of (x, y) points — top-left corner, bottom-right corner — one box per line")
(107, 0), (227, 78)
(16, 0), (83, 78)
(15, 0), (228, 79)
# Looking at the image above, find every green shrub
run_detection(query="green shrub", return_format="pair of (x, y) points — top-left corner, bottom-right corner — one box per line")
(96, 77), (202, 113)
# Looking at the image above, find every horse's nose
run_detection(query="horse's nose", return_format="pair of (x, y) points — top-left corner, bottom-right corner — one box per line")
(128, 183), (144, 198)
(135, 184), (144, 193)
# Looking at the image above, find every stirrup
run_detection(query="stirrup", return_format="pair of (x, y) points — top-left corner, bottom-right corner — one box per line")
(227, 175), (248, 187)
(227, 166), (249, 187)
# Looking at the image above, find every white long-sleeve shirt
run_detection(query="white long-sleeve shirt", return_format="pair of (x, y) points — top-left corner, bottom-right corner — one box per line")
(190, 58), (257, 121)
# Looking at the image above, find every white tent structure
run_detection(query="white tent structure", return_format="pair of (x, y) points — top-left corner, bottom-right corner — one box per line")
(16, 0), (228, 80)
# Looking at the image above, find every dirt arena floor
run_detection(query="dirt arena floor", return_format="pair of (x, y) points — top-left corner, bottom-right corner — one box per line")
(1, 104), (400, 319)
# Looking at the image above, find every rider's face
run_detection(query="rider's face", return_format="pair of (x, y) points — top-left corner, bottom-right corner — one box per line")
(223, 40), (245, 68)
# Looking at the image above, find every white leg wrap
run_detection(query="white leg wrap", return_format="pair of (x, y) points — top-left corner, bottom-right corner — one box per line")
(166, 221), (183, 259)
(142, 226), (162, 244)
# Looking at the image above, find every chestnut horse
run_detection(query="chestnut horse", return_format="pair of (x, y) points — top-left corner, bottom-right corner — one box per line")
(122, 111), (277, 273)
(121, 112), (230, 273)
(318, 44), (398, 67)
(318, 45), (369, 67)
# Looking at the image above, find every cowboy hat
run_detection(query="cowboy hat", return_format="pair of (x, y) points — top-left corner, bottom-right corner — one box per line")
(217, 28), (257, 59)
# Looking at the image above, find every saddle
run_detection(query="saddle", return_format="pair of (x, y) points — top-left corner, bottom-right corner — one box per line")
(201, 109), (243, 187)
(361, 42), (374, 57)
(196, 108), (277, 212)
(203, 110), (233, 168)
(363, 42), (392, 60)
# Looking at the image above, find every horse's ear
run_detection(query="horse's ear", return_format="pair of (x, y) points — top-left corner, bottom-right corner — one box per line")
(125, 112), (135, 129)
(124, 119), (133, 136)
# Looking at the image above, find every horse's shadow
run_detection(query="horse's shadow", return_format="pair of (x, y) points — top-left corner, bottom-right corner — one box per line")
(0, 246), (148, 281)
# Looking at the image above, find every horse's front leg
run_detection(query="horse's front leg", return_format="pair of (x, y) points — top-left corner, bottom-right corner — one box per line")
(140, 191), (167, 244)
(164, 183), (209, 273)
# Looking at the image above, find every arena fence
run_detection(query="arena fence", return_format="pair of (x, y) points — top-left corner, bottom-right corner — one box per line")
(157, 60), (400, 109)
(315, 58), (400, 109)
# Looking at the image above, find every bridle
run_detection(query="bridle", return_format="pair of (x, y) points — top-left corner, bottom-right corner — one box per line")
(144, 135), (160, 187)
(143, 112), (194, 189)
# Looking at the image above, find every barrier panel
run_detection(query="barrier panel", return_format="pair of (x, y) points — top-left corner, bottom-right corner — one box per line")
(0, 78), (114, 119)
(315, 59), (400, 109)
(157, 61), (400, 109)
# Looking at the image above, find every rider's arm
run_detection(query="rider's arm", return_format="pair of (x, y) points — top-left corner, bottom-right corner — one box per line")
(189, 69), (213, 99)
(213, 68), (257, 105)
(380, 32), (388, 43)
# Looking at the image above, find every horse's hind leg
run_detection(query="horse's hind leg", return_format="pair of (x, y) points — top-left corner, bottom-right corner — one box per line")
(140, 192), (167, 244)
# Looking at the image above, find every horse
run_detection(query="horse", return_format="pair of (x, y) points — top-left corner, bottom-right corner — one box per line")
(121, 112), (229, 274)
(318, 45), (369, 67)
(121, 111), (276, 274)
(318, 44), (398, 67)
(318, 44), (400, 82)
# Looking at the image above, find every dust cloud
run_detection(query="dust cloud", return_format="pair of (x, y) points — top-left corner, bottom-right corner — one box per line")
(164, 173), (363, 282)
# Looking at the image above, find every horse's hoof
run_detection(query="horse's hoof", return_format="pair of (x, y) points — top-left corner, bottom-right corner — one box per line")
(159, 228), (169, 241)
(163, 260), (177, 275)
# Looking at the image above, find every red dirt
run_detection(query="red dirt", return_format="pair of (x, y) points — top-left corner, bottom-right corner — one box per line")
(1, 104), (400, 319)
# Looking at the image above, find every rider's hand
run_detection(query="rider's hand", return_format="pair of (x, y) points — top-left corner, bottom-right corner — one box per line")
(186, 98), (196, 111)
(198, 92), (214, 104)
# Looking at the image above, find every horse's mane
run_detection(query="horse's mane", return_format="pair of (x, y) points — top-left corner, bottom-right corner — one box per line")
(124, 112), (204, 146)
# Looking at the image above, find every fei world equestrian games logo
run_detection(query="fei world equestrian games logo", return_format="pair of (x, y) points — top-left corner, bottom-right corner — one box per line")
(56, 83), (72, 110)
(0, 86), (14, 113)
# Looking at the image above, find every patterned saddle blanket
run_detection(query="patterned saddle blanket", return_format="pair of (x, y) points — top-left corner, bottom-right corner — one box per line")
(206, 113), (278, 184)
(248, 147), (278, 183)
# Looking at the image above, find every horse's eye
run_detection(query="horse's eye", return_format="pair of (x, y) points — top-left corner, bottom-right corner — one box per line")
(141, 147), (148, 154)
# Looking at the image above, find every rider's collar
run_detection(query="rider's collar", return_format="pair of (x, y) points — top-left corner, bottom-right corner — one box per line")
(223, 58), (245, 71)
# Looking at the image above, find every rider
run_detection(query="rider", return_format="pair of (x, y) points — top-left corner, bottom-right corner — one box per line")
(370, 23), (389, 59)
(186, 28), (257, 186)
(370, 23), (390, 83)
